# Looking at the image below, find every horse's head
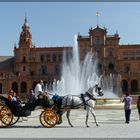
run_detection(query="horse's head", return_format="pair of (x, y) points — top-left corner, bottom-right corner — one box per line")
(86, 84), (104, 97)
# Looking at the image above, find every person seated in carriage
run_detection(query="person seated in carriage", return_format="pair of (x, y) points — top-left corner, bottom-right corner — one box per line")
(7, 89), (21, 107)
(28, 89), (37, 103)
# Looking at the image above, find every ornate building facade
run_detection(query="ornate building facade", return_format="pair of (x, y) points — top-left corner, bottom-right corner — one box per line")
(0, 18), (72, 99)
(78, 25), (140, 95)
(0, 18), (140, 98)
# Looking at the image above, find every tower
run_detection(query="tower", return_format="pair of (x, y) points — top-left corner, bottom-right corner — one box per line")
(19, 16), (32, 48)
(14, 16), (33, 78)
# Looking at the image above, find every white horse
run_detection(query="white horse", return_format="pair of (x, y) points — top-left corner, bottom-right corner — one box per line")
(57, 85), (103, 127)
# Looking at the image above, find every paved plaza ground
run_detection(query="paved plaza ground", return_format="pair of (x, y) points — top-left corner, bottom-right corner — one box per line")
(0, 107), (140, 138)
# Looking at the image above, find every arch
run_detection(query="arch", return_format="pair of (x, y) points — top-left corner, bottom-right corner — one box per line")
(0, 83), (2, 94)
(32, 81), (38, 90)
(122, 80), (128, 93)
(22, 56), (26, 62)
(21, 81), (27, 93)
(131, 80), (138, 93)
(12, 82), (18, 94)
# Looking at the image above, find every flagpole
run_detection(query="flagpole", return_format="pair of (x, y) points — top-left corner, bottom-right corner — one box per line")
(96, 12), (101, 27)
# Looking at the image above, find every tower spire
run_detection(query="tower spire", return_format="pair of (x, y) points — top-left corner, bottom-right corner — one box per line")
(96, 12), (101, 27)
(23, 13), (29, 28)
(25, 13), (27, 23)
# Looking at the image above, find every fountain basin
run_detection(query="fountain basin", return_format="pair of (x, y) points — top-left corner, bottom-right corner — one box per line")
(96, 97), (121, 105)
(95, 97), (124, 109)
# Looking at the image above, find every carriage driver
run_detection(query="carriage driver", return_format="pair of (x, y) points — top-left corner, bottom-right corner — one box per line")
(34, 80), (49, 100)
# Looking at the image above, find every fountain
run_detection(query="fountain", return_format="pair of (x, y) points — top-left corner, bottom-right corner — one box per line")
(46, 35), (99, 96)
(46, 36), (122, 107)
(97, 74), (122, 107)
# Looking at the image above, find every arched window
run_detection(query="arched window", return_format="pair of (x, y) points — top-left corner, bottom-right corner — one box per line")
(12, 82), (18, 94)
(21, 81), (27, 93)
(46, 54), (51, 62)
(131, 80), (138, 93)
(40, 55), (45, 62)
(122, 80), (128, 93)
(22, 56), (26, 62)
(124, 65), (130, 73)
(23, 66), (26, 71)
(0, 83), (2, 94)
(108, 63), (114, 73)
(40, 65), (47, 75)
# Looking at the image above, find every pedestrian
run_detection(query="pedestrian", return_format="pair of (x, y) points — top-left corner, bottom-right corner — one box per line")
(137, 96), (140, 120)
(122, 92), (132, 124)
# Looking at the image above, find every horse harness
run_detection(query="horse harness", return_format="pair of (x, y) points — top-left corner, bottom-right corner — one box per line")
(64, 95), (75, 109)
(80, 92), (96, 110)
(62, 93), (96, 109)
(85, 92), (96, 101)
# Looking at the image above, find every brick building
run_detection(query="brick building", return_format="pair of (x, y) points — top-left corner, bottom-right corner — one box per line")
(0, 18), (140, 98)
(78, 25), (140, 95)
(0, 18), (72, 99)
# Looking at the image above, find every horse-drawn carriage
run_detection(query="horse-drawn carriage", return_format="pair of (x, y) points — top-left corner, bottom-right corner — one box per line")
(0, 85), (103, 128)
(0, 95), (59, 128)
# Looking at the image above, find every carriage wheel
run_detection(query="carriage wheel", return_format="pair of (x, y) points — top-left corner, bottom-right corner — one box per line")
(39, 109), (57, 128)
(10, 116), (20, 126)
(44, 109), (58, 127)
(0, 105), (13, 128)
(39, 111), (52, 128)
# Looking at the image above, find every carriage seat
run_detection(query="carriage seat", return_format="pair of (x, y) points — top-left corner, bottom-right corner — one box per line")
(52, 94), (63, 111)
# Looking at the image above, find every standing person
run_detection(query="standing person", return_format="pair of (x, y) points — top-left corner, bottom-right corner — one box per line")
(137, 96), (140, 120)
(122, 92), (132, 124)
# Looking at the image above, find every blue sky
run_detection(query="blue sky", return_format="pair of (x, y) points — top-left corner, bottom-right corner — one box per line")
(0, 2), (140, 56)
